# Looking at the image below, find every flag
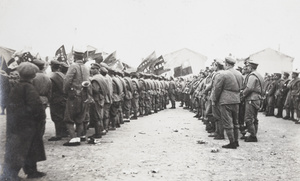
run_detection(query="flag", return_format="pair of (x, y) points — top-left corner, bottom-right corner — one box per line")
(149, 55), (165, 74)
(103, 51), (117, 66)
(174, 66), (182, 77)
(21, 52), (34, 62)
(93, 53), (103, 64)
(0, 56), (8, 72)
(111, 60), (124, 71)
(84, 45), (97, 61)
(55, 45), (67, 63)
(0, 46), (15, 72)
(137, 51), (156, 72)
(181, 59), (193, 76)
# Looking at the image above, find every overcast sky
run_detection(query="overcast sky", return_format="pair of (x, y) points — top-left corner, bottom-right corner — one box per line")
(0, 0), (299, 68)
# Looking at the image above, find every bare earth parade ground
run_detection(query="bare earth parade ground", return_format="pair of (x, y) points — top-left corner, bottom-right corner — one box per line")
(1, 103), (300, 181)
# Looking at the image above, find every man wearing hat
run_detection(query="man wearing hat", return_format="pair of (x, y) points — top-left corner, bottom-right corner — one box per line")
(211, 57), (242, 149)
(123, 71), (134, 121)
(63, 49), (90, 146)
(168, 76), (176, 109)
(99, 65), (113, 133)
(242, 61), (264, 142)
(32, 59), (52, 110)
(109, 68), (123, 129)
(265, 74), (277, 116)
(89, 63), (110, 138)
(208, 59), (225, 139)
(274, 73), (285, 118)
(130, 72), (140, 119)
(286, 71), (300, 123)
(60, 62), (69, 74)
(1, 62), (47, 180)
(48, 60), (68, 141)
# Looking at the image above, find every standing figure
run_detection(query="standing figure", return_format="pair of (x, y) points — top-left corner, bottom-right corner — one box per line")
(63, 50), (90, 146)
(1, 62), (47, 180)
(48, 60), (68, 141)
(242, 61), (264, 142)
(168, 76), (176, 109)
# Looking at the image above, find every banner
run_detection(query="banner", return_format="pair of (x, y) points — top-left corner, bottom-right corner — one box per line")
(55, 45), (67, 63)
(181, 59), (192, 76)
(103, 51), (117, 66)
(137, 51), (156, 72)
(174, 66), (182, 77)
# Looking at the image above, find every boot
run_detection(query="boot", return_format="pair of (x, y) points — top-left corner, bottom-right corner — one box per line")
(222, 142), (237, 149)
(275, 108), (283, 118)
(245, 135), (258, 142)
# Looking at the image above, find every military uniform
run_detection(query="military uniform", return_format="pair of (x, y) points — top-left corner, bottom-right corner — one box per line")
(131, 73), (140, 119)
(49, 60), (68, 140)
(242, 62), (264, 142)
(63, 51), (90, 145)
(168, 78), (176, 108)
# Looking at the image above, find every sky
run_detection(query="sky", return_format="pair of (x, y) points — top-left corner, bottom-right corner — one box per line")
(0, 0), (300, 68)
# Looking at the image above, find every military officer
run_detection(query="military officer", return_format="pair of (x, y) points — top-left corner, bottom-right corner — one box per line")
(242, 61), (264, 142)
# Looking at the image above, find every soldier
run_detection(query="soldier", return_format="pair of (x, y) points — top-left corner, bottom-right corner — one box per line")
(1, 62), (46, 180)
(242, 61), (264, 142)
(210, 59), (225, 139)
(63, 49), (90, 146)
(178, 78), (186, 107)
(265, 74), (276, 116)
(211, 57), (242, 149)
(288, 72), (300, 123)
(283, 72), (294, 120)
(123, 71), (133, 122)
(239, 65), (251, 139)
(280, 72), (290, 117)
(168, 76), (176, 108)
(274, 73), (285, 118)
(131, 72), (140, 119)
(60, 62), (69, 75)
(110, 68), (123, 130)
(116, 70), (126, 125)
(89, 63), (109, 138)
(138, 73), (146, 116)
(48, 60), (68, 141)
(144, 74), (152, 115)
(99, 64), (113, 133)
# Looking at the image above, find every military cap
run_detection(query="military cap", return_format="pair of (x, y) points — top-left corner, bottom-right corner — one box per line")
(247, 61), (259, 69)
(50, 60), (61, 65)
(214, 58), (224, 66)
(292, 71), (299, 75)
(17, 62), (39, 80)
(91, 63), (101, 70)
(60, 62), (69, 68)
(100, 67), (108, 74)
(123, 70), (130, 77)
(274, 73), (282, 77)
(73, 47), (85, 59)
(32, 59), (45, 66)
(224, 57), (236, 65)
(130, 72), (139, 78)
(283, 72), (290, 77)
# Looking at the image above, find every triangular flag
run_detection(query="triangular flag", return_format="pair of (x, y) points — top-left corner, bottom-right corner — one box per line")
(103, 51), (117, 66)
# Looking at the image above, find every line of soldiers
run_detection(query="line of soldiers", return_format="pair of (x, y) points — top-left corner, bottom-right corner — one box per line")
(0, 49), (177, 180)
(175, 57), (265, 149)
(38, 50), (174, 147)
(260, 71), (300, 123)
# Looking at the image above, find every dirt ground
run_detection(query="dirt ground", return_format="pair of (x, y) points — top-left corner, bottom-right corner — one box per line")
(1, 102), (300, 181)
